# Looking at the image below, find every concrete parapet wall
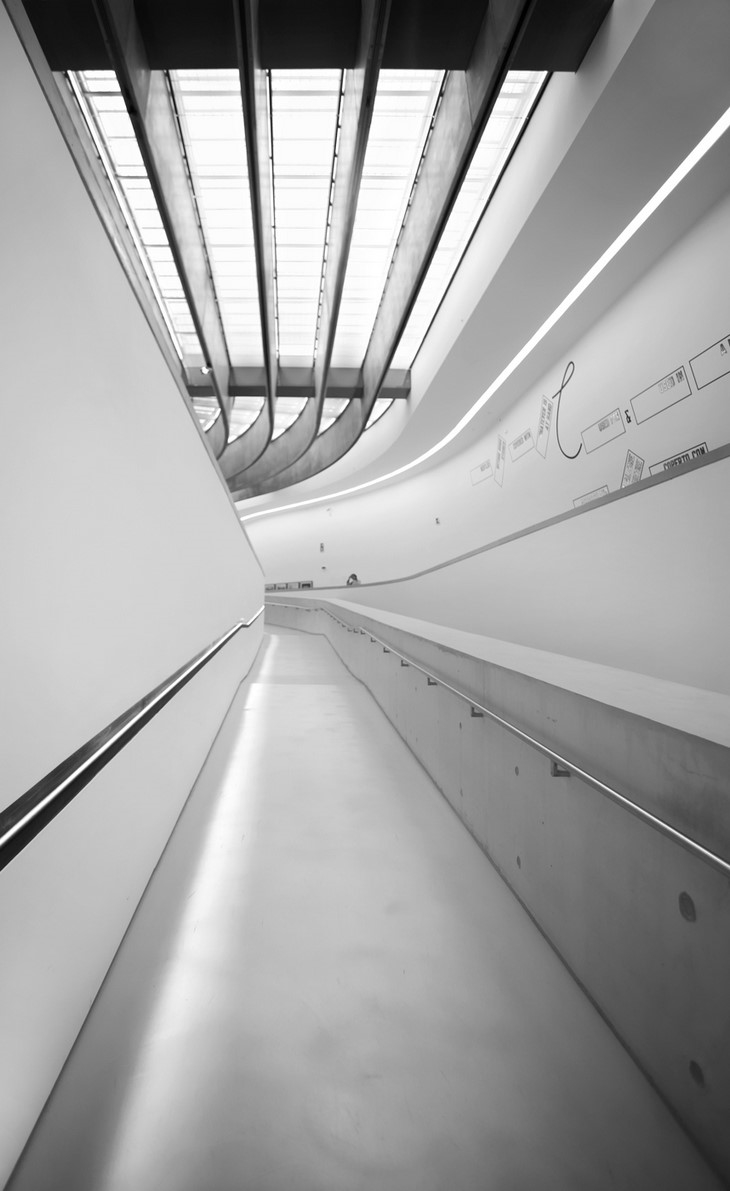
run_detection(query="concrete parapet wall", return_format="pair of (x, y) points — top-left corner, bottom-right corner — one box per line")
(267, 598), (730, 1184)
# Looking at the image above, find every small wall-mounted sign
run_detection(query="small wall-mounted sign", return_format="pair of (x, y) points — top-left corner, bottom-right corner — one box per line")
(649, 442), (708, 475)
(630, 366), (691, 423)
(495, 434), (507, 486)
(509, 427), (535, 462)
(470, 458), (493, 485)
(581, 408), (625, 453)
(690, 333), (730, 389)
(621, 449), (645, 488)
(535, 396), (554, 458)
(573, 484), (609, 508)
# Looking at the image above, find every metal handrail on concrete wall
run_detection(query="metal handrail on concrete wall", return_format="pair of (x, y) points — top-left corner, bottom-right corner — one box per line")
(269, 599), (730, 879)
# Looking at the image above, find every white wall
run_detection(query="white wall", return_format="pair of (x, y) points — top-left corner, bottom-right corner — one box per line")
(0, 11), (263, 1183)
(248, 184), (730, 693)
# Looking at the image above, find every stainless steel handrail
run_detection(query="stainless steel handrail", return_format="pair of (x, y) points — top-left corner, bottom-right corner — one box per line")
(267, 598), (730, 878)
(0, 607), (264, 868)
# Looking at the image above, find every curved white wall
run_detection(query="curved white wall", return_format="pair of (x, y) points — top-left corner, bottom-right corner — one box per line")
(0, 11), (263, 1183)
(248, 181), (730, 693)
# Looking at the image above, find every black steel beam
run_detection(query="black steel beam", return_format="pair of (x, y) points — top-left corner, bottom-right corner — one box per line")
(90, 0), (233, 454)
(21, 0), (613, 73)
(360, 0), (536, 424)
(511, 0), (613, 72)
(239, 0), (536, 495)
(189, 366), (410, 402)
(225, 0), (391, 492)
(220, 0), (278, 478)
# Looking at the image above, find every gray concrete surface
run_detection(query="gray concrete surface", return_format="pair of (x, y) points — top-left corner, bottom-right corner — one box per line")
(9, 629), (722, 1190)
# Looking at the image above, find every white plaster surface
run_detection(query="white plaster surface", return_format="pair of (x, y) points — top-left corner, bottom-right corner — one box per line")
(9, 630), (722, 1191)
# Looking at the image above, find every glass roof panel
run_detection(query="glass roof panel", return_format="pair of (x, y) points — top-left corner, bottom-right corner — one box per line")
(330, 69), (443, 368)
(70, 71), (204, 366)
(270, 70), (343, 367)
(192, 397), (221, 432)
(228, 395), (266, 441)
(272, 396), (308, 439)
(171, 70), (263, 369)
(391, 70), (545, 369)
(365, 397), (394, 430)
(318, 396), (350, 433)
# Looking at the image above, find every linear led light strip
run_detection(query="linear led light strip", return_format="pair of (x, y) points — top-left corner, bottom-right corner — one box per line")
(242, 102), (730, 522)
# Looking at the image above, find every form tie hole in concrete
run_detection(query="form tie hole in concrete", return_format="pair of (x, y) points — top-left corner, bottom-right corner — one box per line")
(679, 892), (697, 922)
(516, 856), (521, 869)
(689, 1060), (705, 1088)
(514, 766), (519, 776)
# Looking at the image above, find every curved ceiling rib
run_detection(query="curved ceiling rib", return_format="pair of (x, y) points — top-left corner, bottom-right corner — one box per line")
(91, 0), (233, 456)
(15, 0), (612, 494)
(231, 0), (535, 497)
(224, 0), (392, 491)
(219, 0), (278, 474)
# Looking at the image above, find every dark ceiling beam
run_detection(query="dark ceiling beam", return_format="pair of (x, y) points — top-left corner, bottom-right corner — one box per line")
(224, 0), (392, 492)
(511, 0), (613, 72)
(258, 0), (360, 67)
(90, 0), (233, 456)
(20, 0), (613, 73)
(360, 0), (536, 425)
(234, 0), (536, 497)
(219, 0), (278, 479)
(189, 366), (411, 402)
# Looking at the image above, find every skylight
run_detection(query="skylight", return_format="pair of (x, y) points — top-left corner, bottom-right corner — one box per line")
(270, 70), (343, 366)
(170, 70), (262, 369)
(229, 396), (266, 441)
(70, 71), (204, 367)
(330, 69), (444, 368)
(365, 398), (394, 429)
(67, 63), (546, 478)
(190, 396), (221, 432)
(272, 397), (308, 439)
(391, 70), (545, 369)
(319, 397), (350, 433)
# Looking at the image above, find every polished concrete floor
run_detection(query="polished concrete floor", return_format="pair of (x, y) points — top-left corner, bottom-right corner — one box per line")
(10, 628), (721, 1190)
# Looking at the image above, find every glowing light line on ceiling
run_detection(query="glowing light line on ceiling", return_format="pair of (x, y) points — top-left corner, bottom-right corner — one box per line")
(241, 102), (730, 522)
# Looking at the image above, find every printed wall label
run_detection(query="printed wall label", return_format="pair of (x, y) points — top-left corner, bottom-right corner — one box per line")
(621, 449), (645, 487)
(649, 442), (708, 475)
(495, 435), (507, 487)
(630, 366), (691, 423)
(573, 485), (609, 508)
(581, 408), (625, 453)
(470, 458), (494, 485)
(509, 428), (535, 462)
(535, 396), (553, 457)
(690, 333), (730, 389)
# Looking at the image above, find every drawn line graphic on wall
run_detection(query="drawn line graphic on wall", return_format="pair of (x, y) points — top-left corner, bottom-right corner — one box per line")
(690, 333), (730, 389)
(552, 361), (582, 460)
(630, 366), (691, 424)
(621, 449), (645, 488)
(649, 442), (708, 475)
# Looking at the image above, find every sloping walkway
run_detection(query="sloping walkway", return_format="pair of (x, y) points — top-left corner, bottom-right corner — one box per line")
(9, 628), (721, 1191)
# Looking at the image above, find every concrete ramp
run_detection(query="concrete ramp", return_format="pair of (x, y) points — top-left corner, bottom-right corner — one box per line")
(8, 628), (722, 1190)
